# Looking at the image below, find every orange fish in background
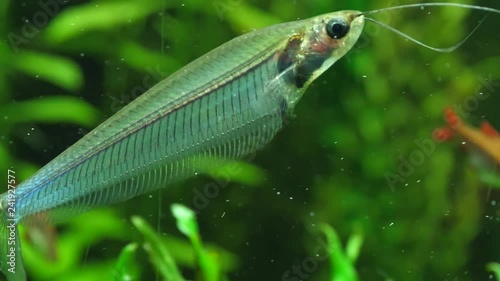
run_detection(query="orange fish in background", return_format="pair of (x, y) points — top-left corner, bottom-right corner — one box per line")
(433, 107), (500, 178)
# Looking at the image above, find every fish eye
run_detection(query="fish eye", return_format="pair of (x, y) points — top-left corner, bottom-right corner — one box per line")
(326, 18), (349, 39)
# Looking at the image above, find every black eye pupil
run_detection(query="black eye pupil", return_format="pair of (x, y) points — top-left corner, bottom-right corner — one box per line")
(326, 19), (349, 39)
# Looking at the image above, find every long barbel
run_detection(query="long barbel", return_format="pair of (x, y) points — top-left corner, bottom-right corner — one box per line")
(0, 10), (365, 281)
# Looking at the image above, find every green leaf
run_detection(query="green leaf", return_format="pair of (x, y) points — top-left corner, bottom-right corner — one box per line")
(171, 204), (198, 239)
(319, 224), (359, 281)
(345, 227), (363, 263)
(22, 209), (130, 280)
(13, 51), (83, 91)
(44, 0), (166, 43)
(478, 169), (500, 189)
(131, 216), (185, 281)
(112, 243), (141, 281)
(487, 262), (500, 281)
(171, 204), (219, 281)
(195, 158), (266, 186)
(0, 96), (101, 127)
(118, 41), (181, 74)
(210, 2), (281, 30)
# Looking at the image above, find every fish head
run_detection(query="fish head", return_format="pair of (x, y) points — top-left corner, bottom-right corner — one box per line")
(278, 11), (364, 99)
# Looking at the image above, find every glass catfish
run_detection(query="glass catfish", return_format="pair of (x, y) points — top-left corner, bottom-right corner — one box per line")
(1, 3), (499, 281)
(0, 10), (364, 281)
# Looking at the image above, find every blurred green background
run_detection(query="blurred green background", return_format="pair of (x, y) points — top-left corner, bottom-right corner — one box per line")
(1, 0), (499, 280)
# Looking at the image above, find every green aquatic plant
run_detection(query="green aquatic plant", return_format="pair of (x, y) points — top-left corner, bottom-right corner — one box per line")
(487, 263), (500, 281)
(1, 0), (499, 280)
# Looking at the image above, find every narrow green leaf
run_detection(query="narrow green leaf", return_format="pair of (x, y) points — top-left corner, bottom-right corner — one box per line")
(210, 2), (281, 30)
(319, 224), (359, 281)
(171, 204), (198, 239)
(118, 41), (181, 74)
(112, 243), (141, 281)
(131, 216), (185, 281)
(196, 158), (266, 186)
(478, 169), (500, 189)
(345, 227), (363, 263)
(13, 51), (83, 91)
(171, 204), (219, 281)
(22, 209), (130, 280)
(487, 262), (500, 281)
(0, 96), (101, 127)
(44, 0), (166, 43)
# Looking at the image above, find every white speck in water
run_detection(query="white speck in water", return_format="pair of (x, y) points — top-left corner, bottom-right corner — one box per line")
(362, 75), (367, 78)
(461, 141), (467, 145)
(148, 195), (153, 198)
(389, 222), (394, 227)
(221, 212), (225, 218)
(492, 200), (497, 206)
(80, 53), (85, 57)
(3, 116), (8, 120)
(309, 212), (315, 217)
(181, 3), (185, 6)
(289, 196), (293, 200)
(276, 191), (280, 195)
(416, 179), (421, 183)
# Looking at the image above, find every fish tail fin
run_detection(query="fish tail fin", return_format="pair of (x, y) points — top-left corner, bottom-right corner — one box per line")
(0, 208), (26, 281)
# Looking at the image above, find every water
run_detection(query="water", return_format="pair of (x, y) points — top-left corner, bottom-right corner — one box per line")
(0, 0), (499, 281)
